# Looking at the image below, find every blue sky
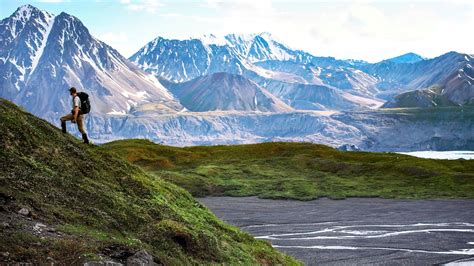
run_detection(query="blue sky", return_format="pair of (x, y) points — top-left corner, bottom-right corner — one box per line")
(2, 0), (473, 62)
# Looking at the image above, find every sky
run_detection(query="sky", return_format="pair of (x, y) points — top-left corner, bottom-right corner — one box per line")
(1, 0), (473, 62)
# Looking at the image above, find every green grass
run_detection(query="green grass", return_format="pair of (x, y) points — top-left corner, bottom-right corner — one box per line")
(0, 98), (299, 265)
(102, 139), (474, 200)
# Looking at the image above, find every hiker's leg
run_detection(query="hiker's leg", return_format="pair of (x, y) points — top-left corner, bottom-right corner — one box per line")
(76, 115), (87, 134)
(60, 114), (73, 133)
(77, 115), (89, 144)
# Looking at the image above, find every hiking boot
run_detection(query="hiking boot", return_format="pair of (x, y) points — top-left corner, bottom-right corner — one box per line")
(61, 121), (67, 133)
(82, 133), (89, 144)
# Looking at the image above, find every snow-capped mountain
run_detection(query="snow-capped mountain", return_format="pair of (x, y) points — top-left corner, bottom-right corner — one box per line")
(0, 5), (182, 117)
(130, 33), (357, 83)
(131, 33), (382, 110)
(129, 33), (313, 83)
(131, 32), (473, 109)
(166, 72), (293, 112)
(129, 36), (247, 83)
(223, 32), (312, 63)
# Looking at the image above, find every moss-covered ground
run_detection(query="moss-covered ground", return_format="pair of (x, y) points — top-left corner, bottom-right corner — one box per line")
(103, 139), (474, 200)
(0, 98), (299, 265)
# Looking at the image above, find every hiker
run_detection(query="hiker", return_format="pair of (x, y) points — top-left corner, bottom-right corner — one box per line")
(60, 87), (90, 144)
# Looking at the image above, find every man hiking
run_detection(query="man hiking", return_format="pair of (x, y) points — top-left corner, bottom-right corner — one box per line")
(60, 87), (90, 144)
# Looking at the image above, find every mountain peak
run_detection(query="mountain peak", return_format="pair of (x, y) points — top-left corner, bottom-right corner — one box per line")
(195, 33), (227, 46)
(169, 72), (293, 112)
(383, 52), (425, 64)
(12, 4), (51, 21)
(15, 4), (38, 13)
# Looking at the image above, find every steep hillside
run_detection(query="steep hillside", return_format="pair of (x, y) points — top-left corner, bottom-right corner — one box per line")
(103, 140), (474, 200)
(168, 72), (293, 112)
(0, 98), (298, 265)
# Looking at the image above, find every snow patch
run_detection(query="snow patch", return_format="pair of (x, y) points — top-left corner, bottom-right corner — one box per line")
(107, 109), (126, 115)
(196, 34), (228, 46)
(121, 90), (149, 99)
(29, 15), (55, 78)
(341, 93), (384, 108)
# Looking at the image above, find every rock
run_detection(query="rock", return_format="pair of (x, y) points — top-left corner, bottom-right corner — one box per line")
(1, 222), (10, 229)
(126, 250), (157, 266)
(18, 207), (30, 216)
(337, 144), (361, 152)
(83, 261), (123, 266)
(1, 251), (9, 257)
(33, 223), (47, 233)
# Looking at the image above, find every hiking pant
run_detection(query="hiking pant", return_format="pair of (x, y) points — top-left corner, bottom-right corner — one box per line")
(60, 113), (87, 134)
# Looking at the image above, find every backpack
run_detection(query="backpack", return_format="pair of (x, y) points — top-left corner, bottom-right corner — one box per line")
(77, 92), (91, 114)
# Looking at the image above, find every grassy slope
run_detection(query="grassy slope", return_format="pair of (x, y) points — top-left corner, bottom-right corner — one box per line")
(0, 98), (299, 265)
(103, 139), (474, 200)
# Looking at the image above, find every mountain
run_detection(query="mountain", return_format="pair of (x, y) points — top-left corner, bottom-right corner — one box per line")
(262, 81), (382, 110)
(129, 33), (314, 83)
(382, 52), (425, 64)
(223, 32), (313, 63)
(381, 86), (458, 108)
(132, 33), (473, 109)
(0, 5), (182, 117)
(0, 98), (297, 264)
(131, 33), (383, 110)
(129, 36), (247, 83)
(165, 72), (293, 112)
(129, 33), (365, 83)
(368, 52), (474, 104)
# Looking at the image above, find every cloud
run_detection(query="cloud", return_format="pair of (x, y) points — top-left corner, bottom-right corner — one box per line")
(191, 0), (474, 62)
(119, 0), (163, 13)
(36, 0), (67, 2)
(96, 32), (135, 56)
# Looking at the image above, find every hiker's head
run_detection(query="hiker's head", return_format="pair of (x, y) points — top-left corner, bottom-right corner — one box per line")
(69, 87), (77, 96)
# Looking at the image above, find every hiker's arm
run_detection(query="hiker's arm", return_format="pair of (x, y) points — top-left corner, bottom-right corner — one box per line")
(73, 106), (79, 122)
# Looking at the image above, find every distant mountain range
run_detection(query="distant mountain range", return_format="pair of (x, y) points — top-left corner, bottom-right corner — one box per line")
(131, 34), (473, 109)
(1, 5), (472, 151)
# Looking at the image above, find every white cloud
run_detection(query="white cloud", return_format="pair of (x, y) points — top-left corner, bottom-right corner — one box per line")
(194, 0), (474, 62)
(119, 0), (163, 13)
(96, 32), (135, 56)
